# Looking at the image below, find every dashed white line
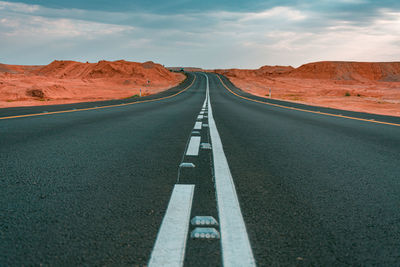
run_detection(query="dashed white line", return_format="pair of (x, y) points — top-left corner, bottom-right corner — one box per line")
(197, 115), (204, 120)
(148, 184), (195, 267)
(194, 121), (202, 130)
(204, 73), (256, 267)
(186, 136), (201, 156)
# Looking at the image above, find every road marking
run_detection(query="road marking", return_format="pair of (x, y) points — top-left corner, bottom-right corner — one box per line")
(186, 136), (201, 156)
(200, 142), (212, 150)
(148, 184), (195, 267)
(204, 74), (256, 266)
(194, 121), (202, 130)
(0, 75), (197, 120)
(216, 75), (400, 127)
(179, 162), (195, 168)
(202, 94), (208, 109)
(191, 227), (220, 239)
(197, 115), (204, 120)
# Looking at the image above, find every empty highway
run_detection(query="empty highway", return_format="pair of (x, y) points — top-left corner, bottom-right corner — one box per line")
(1, 72), (400, 266)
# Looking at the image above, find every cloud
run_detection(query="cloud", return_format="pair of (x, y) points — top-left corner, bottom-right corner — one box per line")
(232, 7), (400, 66)
(1, 15), (133, 38)
(240, 7), (307, 21)
(0, 0), (399, 68)
(0, 1), (39, 12)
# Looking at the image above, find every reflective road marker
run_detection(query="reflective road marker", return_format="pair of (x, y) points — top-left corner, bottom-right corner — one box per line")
(148, 184), (195, 267)
(204, 73), (256, 267)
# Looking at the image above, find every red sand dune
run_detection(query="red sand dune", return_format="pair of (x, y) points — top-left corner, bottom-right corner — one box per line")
(288, 61), (400, 82)
(0, 60), (185, 107)
(0, 63), (41, 74)
(214, 61), (400, 117)
(216, 65), (293, 78)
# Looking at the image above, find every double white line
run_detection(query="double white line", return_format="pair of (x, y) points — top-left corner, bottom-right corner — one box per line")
(149, 73), (255, 266)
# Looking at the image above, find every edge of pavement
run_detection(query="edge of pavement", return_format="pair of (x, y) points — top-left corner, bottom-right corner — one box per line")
(214, 73), (400, 127)
(0, 72), (196, 120)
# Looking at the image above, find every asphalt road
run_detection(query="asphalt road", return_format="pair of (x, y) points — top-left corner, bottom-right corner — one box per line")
(209, 73), (400, 265)
(1, 72), (400, 266)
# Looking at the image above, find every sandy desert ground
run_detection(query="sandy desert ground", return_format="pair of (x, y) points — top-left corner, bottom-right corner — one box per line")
(0, 60), (185, 108)
(214, 61), (400, 117)
(1, 60), (399, 116)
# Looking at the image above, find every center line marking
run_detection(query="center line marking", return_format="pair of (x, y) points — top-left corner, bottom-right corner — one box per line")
(204, 73), (256, 266)
(186, 136), (201, 156)
(148, 184), (195, 267)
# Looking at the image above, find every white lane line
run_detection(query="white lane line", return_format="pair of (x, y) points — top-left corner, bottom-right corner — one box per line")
(204, 74), (256, 266)
(194, 121), (202, 130)
(202, 95), (207, 109)
(186, 136), (201, 156)
(197, 115), (204, 120)
(200, 111), (204, 115)
(148, 184), (195, 267)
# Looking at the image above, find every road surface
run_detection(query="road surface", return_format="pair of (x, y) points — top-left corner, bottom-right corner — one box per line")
(1, 72), (400, 266)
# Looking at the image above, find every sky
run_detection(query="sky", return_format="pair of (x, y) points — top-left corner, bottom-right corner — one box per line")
(0, 0), (400, 68)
